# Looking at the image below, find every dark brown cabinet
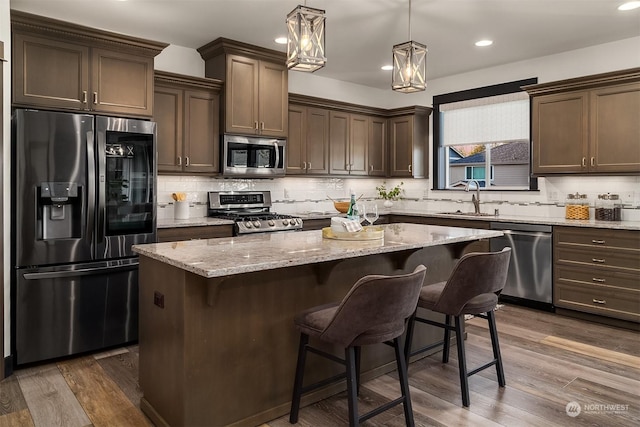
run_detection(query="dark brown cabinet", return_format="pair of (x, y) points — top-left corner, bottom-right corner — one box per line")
(157, 225), (234, 243)
(199, 38), (288, 137)
(329, 112), (368, 175)
(554, 226), (640, 322)
(11, 11), (166, 117)
(526, 68), (640, 175)
(154, 71), (222, 174)
(368, 117), (387, 176)
(388, 108), (431, 178)
(287, 104), (330, 174)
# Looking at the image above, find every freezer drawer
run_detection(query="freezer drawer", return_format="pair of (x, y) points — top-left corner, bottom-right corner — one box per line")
(14, 259), (138, 365)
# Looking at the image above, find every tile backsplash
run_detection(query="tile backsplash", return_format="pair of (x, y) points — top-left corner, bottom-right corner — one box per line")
(157, 175), (640, 221)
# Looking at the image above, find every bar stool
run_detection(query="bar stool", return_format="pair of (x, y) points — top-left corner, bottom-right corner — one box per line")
(404, 248), (511, 407)
(289, 265), (427, 427)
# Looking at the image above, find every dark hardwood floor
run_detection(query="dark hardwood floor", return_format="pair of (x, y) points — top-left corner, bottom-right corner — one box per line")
(0, 304), (638, 426)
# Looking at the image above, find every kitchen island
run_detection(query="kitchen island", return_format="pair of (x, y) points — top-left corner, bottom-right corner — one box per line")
(133, 223), (503, 427)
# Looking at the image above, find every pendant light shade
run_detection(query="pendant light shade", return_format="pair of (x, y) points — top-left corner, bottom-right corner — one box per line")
(392, 0), (427, 92)
(286, 5), (326, 72)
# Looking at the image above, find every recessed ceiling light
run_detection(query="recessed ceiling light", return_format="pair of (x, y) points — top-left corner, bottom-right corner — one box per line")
(274, 37), (288, 45)
(381, 65), (393, 71)
(618, 1), (640, 11)
(475, 40), (493, 47)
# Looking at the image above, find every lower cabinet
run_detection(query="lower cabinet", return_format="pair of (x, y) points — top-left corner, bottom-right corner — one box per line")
(154, 71), (222, 174)
(157, 225), (234, 243)
(554, 226), (640, 322)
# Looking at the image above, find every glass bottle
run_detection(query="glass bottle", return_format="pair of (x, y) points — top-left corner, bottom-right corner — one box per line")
(565, 193), (589, 220)
(346, 190), (357, 220)
(595, 193), (622, 221)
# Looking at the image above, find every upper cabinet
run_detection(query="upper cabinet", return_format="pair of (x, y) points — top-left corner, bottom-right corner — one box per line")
(368, 116), (387, 177)
(198, 38), (288, 137)
(525, 68), (640, 175)
(287, 104), (330, 175)
(154, 71), (222, 174)
(388, 107), (432, 178)
(11, 11), (167, 118)
(329, 111), (368, 175)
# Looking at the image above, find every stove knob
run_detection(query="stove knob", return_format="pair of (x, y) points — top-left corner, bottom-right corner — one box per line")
(268, 219), (275, 227)
(245, 222), (253, 229)
(289, 219), (296, 226)
(282, 219), (289, 226)
(253, 220), (261, 228)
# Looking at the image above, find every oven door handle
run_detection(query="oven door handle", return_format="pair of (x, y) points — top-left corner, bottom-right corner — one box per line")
(23, 262), (139, 280)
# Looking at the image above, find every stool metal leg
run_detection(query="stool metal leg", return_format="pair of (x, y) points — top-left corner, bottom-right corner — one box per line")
(442, 314), (451, 363)
(289, 333), (309, 423)
(345, 347), (359, 427)
(393, 337), (415, 427)
(454, 316), (470, 407)
(487, 310), (506, 387)
(355, 346), (362, 396)
(404, 312), (416, 366)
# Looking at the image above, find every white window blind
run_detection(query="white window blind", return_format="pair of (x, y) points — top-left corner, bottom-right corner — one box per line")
(441, 92), (530, 146)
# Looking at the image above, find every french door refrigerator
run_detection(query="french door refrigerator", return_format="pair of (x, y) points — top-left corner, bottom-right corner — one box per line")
(12, 109), (156, 365)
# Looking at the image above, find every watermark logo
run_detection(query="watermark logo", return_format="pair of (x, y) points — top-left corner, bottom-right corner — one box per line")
(565, 401), (630, 417)
(566, 401), (581, 417)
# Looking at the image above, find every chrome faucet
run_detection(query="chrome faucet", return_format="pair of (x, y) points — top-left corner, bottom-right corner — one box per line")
(464, 180), (481, 214)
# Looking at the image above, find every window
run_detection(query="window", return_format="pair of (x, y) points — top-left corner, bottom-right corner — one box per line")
(433, 78), (538, 191)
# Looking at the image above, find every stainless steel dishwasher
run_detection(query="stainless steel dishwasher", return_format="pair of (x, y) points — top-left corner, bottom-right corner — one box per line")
(490, 222), (553, 309)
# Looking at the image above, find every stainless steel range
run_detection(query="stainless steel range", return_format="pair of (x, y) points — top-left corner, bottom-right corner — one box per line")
(207, 191), (303, 234)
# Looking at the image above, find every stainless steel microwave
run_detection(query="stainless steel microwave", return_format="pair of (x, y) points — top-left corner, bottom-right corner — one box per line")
(221, 134), (286, 177)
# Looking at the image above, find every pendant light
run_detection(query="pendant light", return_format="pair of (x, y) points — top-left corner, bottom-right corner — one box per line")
(286, 2), (326, 72)
(392, 0), (427, 92)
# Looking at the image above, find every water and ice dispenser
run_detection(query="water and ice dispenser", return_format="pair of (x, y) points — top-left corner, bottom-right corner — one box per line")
(38, 182), (82, 240)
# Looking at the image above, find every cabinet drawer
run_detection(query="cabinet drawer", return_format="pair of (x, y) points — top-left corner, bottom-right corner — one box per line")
(556, 265), (639, 291)
(555, 227), (640, 250)
(555, 281), (640, 322)
(556, 246), (640, 272)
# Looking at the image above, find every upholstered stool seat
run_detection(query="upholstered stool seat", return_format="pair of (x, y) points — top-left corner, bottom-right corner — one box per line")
(289, 265), (427, 426)
(405, 248), (511, 407)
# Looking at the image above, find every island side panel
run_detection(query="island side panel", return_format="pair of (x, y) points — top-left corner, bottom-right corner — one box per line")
(139, 245), (457, 427)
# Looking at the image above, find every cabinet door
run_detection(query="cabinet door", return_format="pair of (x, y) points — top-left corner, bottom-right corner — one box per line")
(287, 105), (306, 174)
(183, 90), (220, 173)
(368, 117), (387, 176)
(306, 108), (330, 174)
(389, 116), (414, 177)
(349, 114), (369, 176)
(226, 55), (259, 134)
(154, 85), (184, 172)
(259, 61), (288, 137)
(91, 48), (154, 117)
(590, 83), (640, 173)
(13, 33), (90, 110)
(329, 111), (350, 174)
(532, 91), (589, 174)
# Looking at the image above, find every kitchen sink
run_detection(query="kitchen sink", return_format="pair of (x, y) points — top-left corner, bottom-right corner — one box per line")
(437, 211), (494, 217)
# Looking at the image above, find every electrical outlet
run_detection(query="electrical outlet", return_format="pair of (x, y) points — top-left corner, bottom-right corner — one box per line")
(154, 291), (165, 309)
(547, 191), (559, 202)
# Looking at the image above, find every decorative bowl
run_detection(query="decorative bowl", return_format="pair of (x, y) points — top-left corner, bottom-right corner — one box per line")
(333, 201), (350, 213)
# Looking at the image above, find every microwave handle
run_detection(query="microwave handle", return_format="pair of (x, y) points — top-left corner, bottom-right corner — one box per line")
(274, 141), (280, 169)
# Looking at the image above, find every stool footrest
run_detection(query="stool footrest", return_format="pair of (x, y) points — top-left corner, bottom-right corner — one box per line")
(466, 359), (498, 378)
(359, 396), (406, 424)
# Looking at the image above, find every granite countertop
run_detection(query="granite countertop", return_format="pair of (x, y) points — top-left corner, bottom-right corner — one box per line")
(134, 223), (503, 278)
(157, 217), (234, 228)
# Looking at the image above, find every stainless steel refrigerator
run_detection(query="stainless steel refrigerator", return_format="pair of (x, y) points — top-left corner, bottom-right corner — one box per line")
(12, 109), (156, 365)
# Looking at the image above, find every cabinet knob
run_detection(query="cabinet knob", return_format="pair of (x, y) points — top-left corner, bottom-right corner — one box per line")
(591, 258), (605, 264)
(408, 164), (412, 173)
(302, 162), (307, 170)
(582, 157), (586, 167)
(590, 157), (595, 167)
(261, 122), (265, 130)
(254, 121), (259, 130)
(592, 239), (605, 244)
(592, 278), (606, 283)
(82, 91), (88, 104)
(93, 92), (98, 104)
(308, 162), (311, 169)
(178, 156), (182, 166)
(186, 157), (190, 166)
(592, 298), (606, 305)
(370, 164), (373, 171)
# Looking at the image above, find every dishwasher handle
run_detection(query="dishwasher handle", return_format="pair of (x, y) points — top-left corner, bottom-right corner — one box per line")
(490, 222), (552, 233)
(498, 229), (552, 238)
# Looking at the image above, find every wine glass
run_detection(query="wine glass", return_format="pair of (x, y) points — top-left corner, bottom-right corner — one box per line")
(364, 203), (379, 226)
(355, 203), (366, 224)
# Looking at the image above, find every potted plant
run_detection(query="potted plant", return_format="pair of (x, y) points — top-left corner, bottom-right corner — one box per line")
(376, 182), (404, 207)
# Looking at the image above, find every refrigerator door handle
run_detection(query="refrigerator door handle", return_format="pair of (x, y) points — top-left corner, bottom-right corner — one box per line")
(22, 262), (139, 280)
(86, 130), (97, 253)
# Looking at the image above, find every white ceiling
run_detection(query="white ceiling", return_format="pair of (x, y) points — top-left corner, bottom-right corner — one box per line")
(10, 0), (640, 90)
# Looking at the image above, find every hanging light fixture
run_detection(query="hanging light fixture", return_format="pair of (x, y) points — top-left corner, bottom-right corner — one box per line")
(392, 0), (427, 92)
(286, 2), (326, 72)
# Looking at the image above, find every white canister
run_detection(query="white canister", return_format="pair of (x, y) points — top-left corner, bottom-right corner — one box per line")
(174, 201), (189, 220)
